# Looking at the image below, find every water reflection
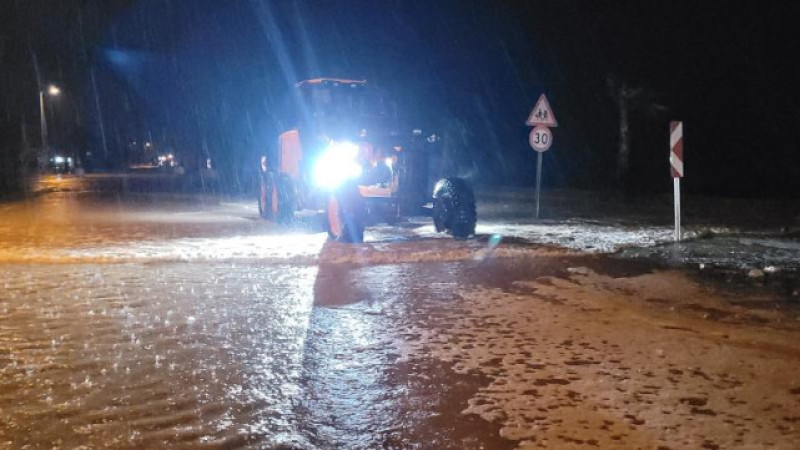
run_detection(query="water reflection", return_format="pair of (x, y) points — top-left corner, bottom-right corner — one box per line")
(0, 252), (503, 448)
(299, 261), (406, 449)
(0, 263), (320, 448)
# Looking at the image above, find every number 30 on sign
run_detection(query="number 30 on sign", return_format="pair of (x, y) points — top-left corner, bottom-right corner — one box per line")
(529, 126), (552, 152)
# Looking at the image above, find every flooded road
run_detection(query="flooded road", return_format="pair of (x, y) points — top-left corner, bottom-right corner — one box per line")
(0, 260), (504, 449)
(2, 178), (799, 448)
(2, 256), (533, 449)
(1, 263), (317, 448)
(4, 254), (800, 449)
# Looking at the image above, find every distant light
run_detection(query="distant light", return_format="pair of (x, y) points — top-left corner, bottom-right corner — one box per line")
(145, 142), (152, 148)
(384, 157), (394, 168)
(167, 153), (173, 159)
(47, 85), (61, 96)
(66, 157), (73, 163)
(53, 156), (65, 164)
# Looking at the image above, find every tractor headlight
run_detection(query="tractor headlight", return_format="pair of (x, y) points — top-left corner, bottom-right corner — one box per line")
(313, 141), (362, 189)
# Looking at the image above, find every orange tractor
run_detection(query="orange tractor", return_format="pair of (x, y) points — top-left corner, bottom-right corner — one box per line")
(259, 78), (476, 243)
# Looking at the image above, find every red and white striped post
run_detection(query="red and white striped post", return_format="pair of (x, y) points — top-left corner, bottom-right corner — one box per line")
(669, 121), (684, 241)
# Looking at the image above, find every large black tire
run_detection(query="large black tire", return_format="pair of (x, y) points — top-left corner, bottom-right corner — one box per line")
(432, 177), (477, 239)
(276, 173), (296, 225)
(325, 187), (365, 243)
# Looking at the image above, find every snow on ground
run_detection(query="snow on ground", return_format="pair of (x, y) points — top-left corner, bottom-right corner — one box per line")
(477, 188), (800, 274)
(479, 220), (677, 253)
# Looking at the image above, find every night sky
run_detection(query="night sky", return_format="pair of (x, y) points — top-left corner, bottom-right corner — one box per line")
(2, 0), (799, 197)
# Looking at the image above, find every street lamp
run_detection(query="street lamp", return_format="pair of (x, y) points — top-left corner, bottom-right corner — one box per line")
(39, 84), (60, 155)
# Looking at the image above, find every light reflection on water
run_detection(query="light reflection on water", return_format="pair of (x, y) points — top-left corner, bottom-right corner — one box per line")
(0, 263), (321, 448)
(0, 261), (416, 449)
(1, 244), (509, 449)
(298, 263), (405, 448)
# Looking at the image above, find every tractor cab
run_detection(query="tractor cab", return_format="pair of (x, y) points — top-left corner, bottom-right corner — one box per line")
(276, 78), (396, 188)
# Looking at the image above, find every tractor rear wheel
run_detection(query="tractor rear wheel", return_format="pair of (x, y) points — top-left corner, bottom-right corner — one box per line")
(258, 172), (278, 220)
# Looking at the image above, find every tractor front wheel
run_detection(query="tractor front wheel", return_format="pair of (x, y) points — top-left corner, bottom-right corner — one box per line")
(326, 191), (364, 243)
(276, 173), (296, 224)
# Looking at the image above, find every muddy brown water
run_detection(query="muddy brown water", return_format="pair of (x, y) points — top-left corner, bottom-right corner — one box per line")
(5, 255), (572, 449)
(7, 236), (799, 449)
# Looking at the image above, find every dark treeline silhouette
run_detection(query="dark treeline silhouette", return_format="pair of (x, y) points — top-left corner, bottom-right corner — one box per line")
(2, 0), (798, 198)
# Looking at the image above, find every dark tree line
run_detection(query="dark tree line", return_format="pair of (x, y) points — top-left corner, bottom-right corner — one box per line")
(2, 0), (799, 198)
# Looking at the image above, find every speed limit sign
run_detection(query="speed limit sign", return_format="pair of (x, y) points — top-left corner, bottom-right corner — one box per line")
(529, 126), (552, 152)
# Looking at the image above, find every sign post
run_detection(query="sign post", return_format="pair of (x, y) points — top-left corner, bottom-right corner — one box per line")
(669, 121), (684, 241)
(529, 126), (552, 218)
(535, 152), (543, 218)
(526, 94), (557, 219)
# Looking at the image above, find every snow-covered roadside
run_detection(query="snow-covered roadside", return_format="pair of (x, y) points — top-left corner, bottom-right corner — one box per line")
(475, 188), (800, 274)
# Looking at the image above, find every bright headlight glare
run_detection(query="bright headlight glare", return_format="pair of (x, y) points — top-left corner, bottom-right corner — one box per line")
(313, 141), (362, 188)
